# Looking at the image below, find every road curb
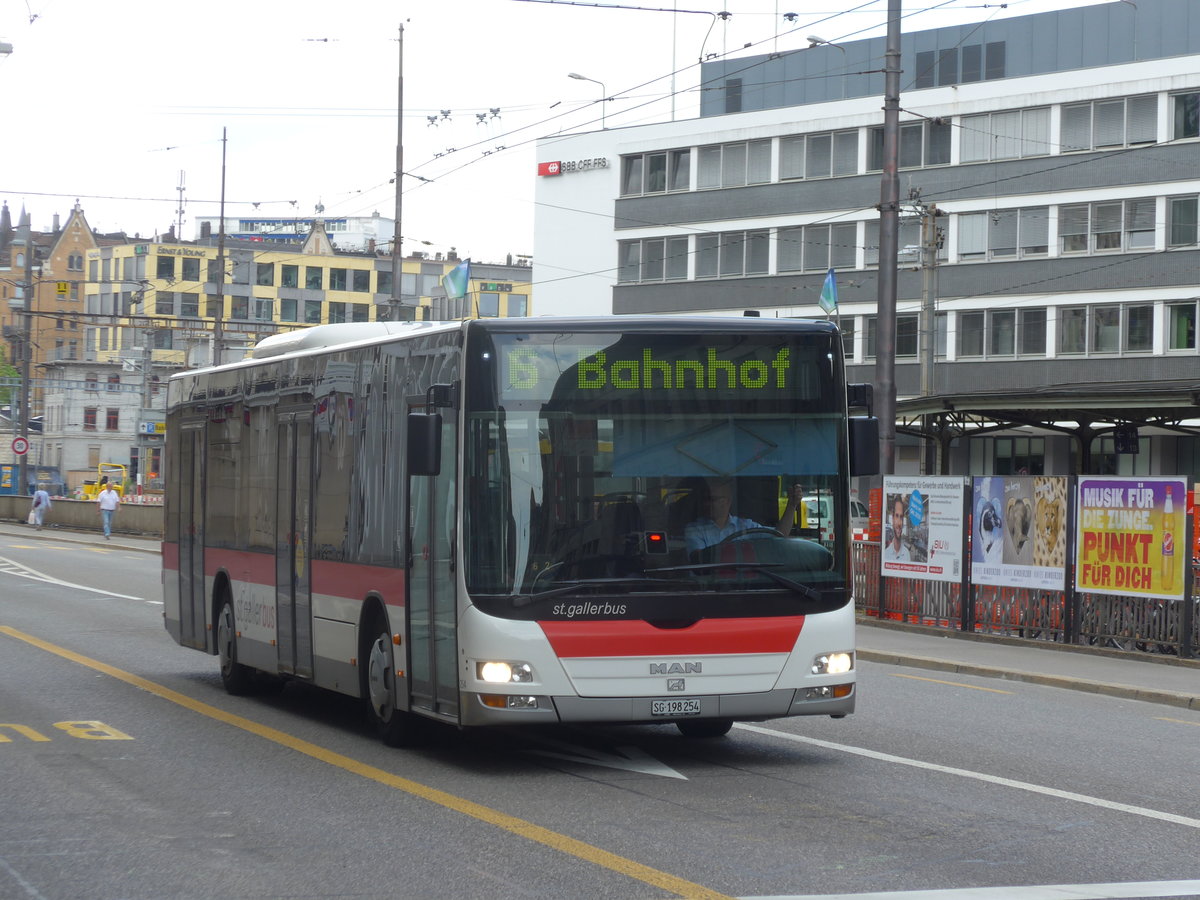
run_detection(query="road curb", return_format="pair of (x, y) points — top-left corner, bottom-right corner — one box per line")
(857, 648), (1200, 711)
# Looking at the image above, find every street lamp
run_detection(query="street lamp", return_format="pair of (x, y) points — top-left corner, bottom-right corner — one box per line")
(568, 72), (608, 129)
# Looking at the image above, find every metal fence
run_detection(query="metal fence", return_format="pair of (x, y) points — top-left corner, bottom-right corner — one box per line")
(852, 541), (1199, 659)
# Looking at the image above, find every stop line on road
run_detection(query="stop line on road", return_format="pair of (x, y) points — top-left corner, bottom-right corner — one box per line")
(741, 878), (1200, 899)
(0, 555), (143, 601)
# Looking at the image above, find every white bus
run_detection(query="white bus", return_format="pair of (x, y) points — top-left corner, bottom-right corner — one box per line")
(162, 317), (877, 744)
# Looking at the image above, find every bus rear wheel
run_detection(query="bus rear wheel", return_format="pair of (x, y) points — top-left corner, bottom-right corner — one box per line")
(216, 595), (255, 696)
(676, 718), (733, 738)
(363, 622), (420, 747)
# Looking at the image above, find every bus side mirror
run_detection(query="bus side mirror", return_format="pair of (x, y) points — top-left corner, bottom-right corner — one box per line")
(407, 412), (442, 476)
(848, 416), (879, 476)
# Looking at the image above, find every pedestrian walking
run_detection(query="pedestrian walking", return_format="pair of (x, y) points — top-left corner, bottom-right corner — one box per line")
(97, 483), (120, 540)
(30, 487), (52, 530)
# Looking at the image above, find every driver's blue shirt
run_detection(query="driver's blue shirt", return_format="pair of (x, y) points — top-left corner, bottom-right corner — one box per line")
(685, 515), (766, 553)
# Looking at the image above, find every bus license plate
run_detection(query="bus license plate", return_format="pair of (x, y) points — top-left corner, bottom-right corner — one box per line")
(651, 698), (701, 717)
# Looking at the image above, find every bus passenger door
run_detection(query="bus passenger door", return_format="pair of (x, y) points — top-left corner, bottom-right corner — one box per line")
(275, 412), (314, 679)
(407, 405), (459, 720)
(177, 423), (206, 651)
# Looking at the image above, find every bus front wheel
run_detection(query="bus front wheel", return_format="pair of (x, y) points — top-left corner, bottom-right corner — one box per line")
(363, 622), (419, 747)
(216, 595), (255, 696)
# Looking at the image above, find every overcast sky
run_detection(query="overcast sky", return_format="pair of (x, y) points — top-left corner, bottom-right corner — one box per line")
(1, 0), (1118, 266)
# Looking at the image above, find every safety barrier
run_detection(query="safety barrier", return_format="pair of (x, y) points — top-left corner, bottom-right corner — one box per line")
(852, 540), (1199, 658)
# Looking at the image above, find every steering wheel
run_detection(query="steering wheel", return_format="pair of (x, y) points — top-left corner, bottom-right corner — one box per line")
(716, 526), (781, 545)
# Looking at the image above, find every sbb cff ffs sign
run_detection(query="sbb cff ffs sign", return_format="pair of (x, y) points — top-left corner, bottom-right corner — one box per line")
(538, 158), (608, 176)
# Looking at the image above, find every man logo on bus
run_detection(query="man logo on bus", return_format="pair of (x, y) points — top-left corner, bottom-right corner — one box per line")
(650, 662), (702, 674)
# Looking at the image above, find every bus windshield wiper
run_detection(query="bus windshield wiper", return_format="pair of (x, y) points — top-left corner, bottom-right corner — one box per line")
(511, 576), (684, 607)
(653, 563), (822, 601)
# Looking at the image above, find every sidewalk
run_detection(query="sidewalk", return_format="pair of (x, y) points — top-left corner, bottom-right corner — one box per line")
(1, 520), (1195, 710)
(0, 520), (161, 554)
(857, 617), (1200, 711)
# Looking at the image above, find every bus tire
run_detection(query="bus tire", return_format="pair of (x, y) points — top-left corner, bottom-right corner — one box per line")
(363, 617), (419, 747)
(676, 718), (733, 738)
(216, 593), (256, 696)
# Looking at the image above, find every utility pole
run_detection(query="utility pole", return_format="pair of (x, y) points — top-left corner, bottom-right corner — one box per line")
(17, 216), (33, 497)
(213, 128), (227, 366)
(917, 197), (943, 475)
(389, 23), (406, 322)
(874, 0), (902, 476)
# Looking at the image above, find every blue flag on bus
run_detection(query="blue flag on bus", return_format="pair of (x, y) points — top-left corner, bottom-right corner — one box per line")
(818, 268), (838, 314)
(441, 258), (471, 300)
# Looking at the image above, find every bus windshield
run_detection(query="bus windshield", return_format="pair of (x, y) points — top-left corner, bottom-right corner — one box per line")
(464, 328), (850, 622)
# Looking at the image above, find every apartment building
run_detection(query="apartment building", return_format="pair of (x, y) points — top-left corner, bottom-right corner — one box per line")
(533, 0), (1200, 481)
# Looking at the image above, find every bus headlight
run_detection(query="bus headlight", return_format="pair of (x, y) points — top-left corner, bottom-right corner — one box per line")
(476, 661), (535, 684)
(811, 652), (853, 675)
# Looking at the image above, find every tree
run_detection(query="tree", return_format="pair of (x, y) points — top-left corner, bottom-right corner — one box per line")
(0, 345), (17, 409)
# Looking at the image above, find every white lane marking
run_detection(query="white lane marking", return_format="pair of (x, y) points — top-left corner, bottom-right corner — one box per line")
(523, 736), (688, 780)
(735, 724), (1200, 830)
(0, 555), (143, 601)
(741, 879), (1200, 899)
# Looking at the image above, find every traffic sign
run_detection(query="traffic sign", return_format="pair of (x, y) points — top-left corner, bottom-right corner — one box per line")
(11, 436), (29, 456)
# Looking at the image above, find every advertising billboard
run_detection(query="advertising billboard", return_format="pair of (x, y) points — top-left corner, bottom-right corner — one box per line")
(881, 476), (966, 582)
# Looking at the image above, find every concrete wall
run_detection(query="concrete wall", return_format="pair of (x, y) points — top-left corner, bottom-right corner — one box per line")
(0, 495), (164, 538)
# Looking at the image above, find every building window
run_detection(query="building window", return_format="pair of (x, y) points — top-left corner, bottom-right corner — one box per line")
(479, 292), (500, 317)
(1059, 199), (1154, 254)
(156, 256), (174, 279)
(781, 130), (859, 179)
(181, 258), (200, 282)
(329, 302), (347, 324)
(377, 271), (392, 296)
(1018, 308), (1046, 356)
(280, 299), (297, 322)
(508, 295), (528, 317)
(83, 408), (97, 430)
(152, 330), (173, 350)
(180, 293), (199, 317)
(351, 303), (369, 322)
(865, 220), (938, 265)
(254, 299), (273, 321)
(1169, 196), (1198, 247)
(866, 314), (919, 359)
(618, 237), (690, 283)
(85, 374), (98, 392)
(281, 265), (299, 288)
(230, 297), (248, 320)
(695, 230), (769, 278)
(960, 108), (1050, 161)
(869, 120), (951, 169)
(839, 318), (855, 361)
(106, 409), (119, 431)
(255, 263), (274, 286)
(1061, 95), (1157, 151)
(155, 292), (175, 315)
(352, 269), (370, 292)
(305, 267), (323, 290)
(1174, 92), (1199, 139)
(106, 374), (120, 392)
(206, 296), (223, 319)
(958, 208), (1049, 260)
(304, 300), (323, 323)
(777, 223), (857, 272)
(1167, 301), (1197, 351)
(696, 140), (771, 190)
(68, 253), (83, 271)
(994, 437), (1044, 476)
(621, 149), (690, 196)
(1059, 304), (1152, 355)
(329, 268), (347, 291)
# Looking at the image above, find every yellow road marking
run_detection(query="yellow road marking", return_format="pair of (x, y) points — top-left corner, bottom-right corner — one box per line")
(0, 625), (731, 900)
(889, 673), (1013, 694)
(1156, 717), (1200, 727)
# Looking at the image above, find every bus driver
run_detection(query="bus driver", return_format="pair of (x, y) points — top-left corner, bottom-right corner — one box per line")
(685, 478), (803, 553)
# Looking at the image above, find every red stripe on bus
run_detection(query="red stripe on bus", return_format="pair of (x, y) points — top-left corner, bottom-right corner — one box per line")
(537, 617), (804, 657)
(162, 541), (179, 572)
(173, 547), (407, 604)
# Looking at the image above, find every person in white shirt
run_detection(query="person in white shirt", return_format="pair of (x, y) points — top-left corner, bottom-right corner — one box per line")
(97, 484), (120, 540)
(883, 495), (911, 562)
(685, 478), (802, 554)
(31, 488), (52, 530)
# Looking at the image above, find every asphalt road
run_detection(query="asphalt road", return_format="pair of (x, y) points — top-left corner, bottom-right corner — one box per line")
(2, 532), (1199, 900)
